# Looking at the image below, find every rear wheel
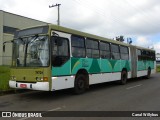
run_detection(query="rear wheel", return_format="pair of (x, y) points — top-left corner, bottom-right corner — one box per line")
(146, 68), (151, 79)
(74, 74), (86, 94)
(120, 70), (127, 85)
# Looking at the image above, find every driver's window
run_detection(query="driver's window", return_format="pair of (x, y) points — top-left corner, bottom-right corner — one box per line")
(51, 36), (70, 67)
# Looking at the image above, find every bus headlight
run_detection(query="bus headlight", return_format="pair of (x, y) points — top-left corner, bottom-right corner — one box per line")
(43, 77), (48, 81)
(11, 76), (16, 80)
(36, 77), (43, 81)
(36, 77), (48, 81)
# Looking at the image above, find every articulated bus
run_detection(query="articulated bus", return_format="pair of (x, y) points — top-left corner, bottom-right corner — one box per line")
(8, 24), (156, 94)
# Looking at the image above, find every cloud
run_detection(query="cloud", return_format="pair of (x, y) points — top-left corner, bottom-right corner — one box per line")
(1, 0), (160, 37)
(154, 42), (160, 53)
(0, 0), (160, 53)
(134, 36), (152, 47)
(0, 0), (52, 22)
(53, 0), (160, 40)
(134, 36), (160, 53)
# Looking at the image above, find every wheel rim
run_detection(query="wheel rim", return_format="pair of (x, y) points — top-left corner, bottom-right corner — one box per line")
(122, 73), (126, 82)
(78, 79), (85, 89)
(148, 69), (151, 77)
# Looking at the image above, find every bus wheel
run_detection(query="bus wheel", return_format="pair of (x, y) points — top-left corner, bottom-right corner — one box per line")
(74, 74), (86, 94)
(120, 70), (127, 85)
(146, 68), (151, 79)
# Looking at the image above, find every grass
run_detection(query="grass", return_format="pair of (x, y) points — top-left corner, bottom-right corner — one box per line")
(156, 65), (160, 73)
(0, 66), (11, 92)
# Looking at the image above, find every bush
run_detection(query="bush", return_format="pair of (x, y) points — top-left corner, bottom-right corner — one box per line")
(0, 66), (10, 91)
(156, 66), (160, 73)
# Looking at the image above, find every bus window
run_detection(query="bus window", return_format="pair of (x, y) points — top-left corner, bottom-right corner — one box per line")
(71, 35), (85, 58)
(120, 46), (129, 60)
(86, 38), (99, 58)
(151, 51), (156, 61)
(100, 42), (110, 59)
(111, 44), (120, 60)
(145, 51), (151, 60)
(137, 49), (141, 56)
(137, 49), (142, 60)
(51, 36), (70, 67)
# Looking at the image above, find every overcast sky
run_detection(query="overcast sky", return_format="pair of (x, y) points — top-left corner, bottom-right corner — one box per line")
(0, 0), (160, 53)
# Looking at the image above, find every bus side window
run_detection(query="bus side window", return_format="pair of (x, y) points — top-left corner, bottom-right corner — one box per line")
(120, 46), (129, 60)
(86, 38), (99, 58)
(71, 35), (85, 58)
(137, 49), (142, 60)
(100, 42), (111, 59)
(151, 51), (156, 61)
(111, 44), (120, 60)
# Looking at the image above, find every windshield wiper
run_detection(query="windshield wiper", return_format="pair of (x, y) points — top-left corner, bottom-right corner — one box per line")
(23, 35), (39, 66)
(29, 34), (39, 44)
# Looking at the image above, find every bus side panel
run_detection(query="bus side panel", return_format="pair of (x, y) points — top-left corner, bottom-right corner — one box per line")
(120, 60), (131, 71)
(149, 60), (155, 69)
(152, 61), (156, 74)
(71, 57), (101, 74)
(137, 60), (155, 77)
(100, 59), (112, 73)
(52, 59), (71, 76)
(137, 60), (146, 71)
(146, 60), (154, 70)
(109, 60), (121, 72)
(51, 76), (75, 90)
(89, 73), (121, 85)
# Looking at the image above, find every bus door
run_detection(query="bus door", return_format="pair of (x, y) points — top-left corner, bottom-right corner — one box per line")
(130, 46), (137, 78)
(50, 36), (70, 76)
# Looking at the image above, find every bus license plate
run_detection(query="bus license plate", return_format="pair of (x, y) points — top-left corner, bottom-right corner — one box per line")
(20, 84), (27, 88)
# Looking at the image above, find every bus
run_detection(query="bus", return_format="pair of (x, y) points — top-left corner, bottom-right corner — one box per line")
(8, 24), (156, 94)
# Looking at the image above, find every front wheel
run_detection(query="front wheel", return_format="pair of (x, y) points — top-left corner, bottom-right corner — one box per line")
(74, 74), (86, 94)
(120, 71), (127, 85)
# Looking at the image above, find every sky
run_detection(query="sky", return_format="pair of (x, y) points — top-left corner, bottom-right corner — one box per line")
(0, 0), (160, 53)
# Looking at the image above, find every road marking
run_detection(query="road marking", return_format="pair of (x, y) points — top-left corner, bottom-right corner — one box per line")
(17, 107), (62, 120)
(47, 107), (62, 111)
(126, 84), (142, 90)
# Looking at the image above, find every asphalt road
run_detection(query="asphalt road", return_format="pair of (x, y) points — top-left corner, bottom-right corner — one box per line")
(0, 73), (160, 120)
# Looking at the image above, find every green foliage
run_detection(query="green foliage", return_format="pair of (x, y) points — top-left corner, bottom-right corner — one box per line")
(0, 66), (10, 91)
(157, 66), (160, 72)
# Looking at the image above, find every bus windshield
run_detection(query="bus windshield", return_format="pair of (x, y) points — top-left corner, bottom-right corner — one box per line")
(13, 35), (49, 67)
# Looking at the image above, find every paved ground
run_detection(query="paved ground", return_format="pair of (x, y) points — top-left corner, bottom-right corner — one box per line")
(0, 73), (160, 120)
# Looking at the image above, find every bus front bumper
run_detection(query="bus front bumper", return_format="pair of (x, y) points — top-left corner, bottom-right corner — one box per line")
(9, 80), (49, 91)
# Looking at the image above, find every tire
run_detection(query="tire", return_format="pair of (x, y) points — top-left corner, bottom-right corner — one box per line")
(120, 70), (127, 85)
(74, 74), (86, 94)
(146, 68), (151, 79)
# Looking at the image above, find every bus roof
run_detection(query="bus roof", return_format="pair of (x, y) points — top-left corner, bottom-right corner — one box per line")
(49, 24), (130, 46)
(49, 24), (155, 52)
(16, 24), (155, 52)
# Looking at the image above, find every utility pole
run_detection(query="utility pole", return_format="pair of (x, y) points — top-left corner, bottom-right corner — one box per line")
(49, 3), (61, 26)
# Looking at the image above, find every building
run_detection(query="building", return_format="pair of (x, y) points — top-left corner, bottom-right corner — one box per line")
(0, 10), (48, 65)
(156, 53), (160, 65)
